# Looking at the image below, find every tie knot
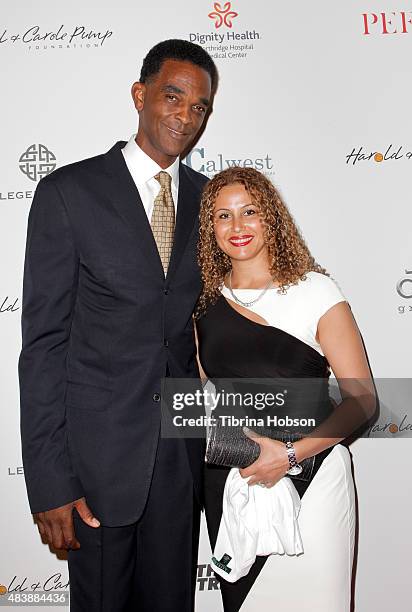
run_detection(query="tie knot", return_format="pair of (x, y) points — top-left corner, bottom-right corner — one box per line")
(155, 171), (172, 190)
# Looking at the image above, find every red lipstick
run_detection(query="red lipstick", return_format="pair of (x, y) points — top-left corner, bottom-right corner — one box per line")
(228, 235), (253, 247)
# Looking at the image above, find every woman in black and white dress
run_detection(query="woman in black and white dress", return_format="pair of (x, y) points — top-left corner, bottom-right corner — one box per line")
(195, 167), (375, 612)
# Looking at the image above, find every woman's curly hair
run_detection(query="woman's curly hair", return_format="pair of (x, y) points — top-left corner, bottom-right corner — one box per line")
(195, 167), (327, 318)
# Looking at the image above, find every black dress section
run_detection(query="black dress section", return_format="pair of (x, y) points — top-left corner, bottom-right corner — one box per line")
(198, 294), (330, 379)
(197, 294), (334, 498)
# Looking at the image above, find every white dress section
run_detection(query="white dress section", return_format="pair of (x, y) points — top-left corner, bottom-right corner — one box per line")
(221, 271), (347, 356)
(238, 444), (356, 612)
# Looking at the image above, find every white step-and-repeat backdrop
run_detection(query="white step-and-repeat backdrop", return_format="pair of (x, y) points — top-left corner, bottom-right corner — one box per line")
(1, 1), (410, 610)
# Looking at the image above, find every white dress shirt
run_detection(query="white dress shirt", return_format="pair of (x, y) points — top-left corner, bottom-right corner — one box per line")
(122, 134), (180, 222)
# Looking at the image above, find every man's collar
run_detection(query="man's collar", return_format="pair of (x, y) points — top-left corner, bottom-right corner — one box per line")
(122, 134), (180, 189)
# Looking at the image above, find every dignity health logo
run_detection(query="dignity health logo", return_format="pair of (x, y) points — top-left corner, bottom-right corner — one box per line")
(208, 2), (238, 28)
(189, 1), (261, 60)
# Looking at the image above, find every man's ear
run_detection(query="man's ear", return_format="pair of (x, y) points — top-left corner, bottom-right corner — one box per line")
(131, 82), (146, 112)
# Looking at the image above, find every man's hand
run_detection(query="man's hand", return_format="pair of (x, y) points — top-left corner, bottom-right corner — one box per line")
(33, 497), (100, 550)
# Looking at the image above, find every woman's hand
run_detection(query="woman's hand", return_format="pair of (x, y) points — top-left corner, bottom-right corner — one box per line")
(239, 428), (290, 488)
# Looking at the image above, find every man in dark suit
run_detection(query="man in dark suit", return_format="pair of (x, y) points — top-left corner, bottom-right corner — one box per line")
(18, 39), (217, 611)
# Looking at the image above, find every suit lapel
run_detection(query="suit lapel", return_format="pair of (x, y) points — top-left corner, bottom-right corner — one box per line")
(103, 143), (200, 281)
(166, 163), (199, 281)
(104, 142), (164, 276)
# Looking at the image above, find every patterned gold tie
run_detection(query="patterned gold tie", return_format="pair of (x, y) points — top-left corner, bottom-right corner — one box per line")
(151, 171), (175, 274)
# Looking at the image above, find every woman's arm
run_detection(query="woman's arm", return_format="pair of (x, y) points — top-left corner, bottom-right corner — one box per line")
(293, 300), (376, 463)
(241, 301), (376, 486)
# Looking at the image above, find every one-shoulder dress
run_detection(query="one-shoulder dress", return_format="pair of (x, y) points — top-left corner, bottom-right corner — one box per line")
(196, 272), (356, 612)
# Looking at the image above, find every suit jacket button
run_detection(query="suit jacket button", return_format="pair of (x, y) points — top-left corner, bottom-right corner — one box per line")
(164, 339), (169, 347)
(153, 393), (161, 402)
(164, 288), (169, 295)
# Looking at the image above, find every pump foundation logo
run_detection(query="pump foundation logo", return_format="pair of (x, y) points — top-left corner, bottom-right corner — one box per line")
(0, 25), (113, 51)
(188, 2), (262, 60)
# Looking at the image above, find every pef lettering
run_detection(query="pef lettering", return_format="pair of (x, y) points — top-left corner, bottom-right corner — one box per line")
(363, 11), (412, 35)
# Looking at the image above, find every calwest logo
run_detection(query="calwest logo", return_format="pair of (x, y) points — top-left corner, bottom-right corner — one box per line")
(208, 2), (238, 28)
(184, 147), (274, 177)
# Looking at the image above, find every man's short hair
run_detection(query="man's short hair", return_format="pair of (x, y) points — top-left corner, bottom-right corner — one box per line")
(140, 39), (218, 92)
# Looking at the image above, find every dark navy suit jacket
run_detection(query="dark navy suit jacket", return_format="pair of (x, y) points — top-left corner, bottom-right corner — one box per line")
(18, 141), (208, 526)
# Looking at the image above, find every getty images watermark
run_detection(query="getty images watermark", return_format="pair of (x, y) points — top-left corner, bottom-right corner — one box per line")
(160, 378), (412, 440)
(171, 386), (316, 430)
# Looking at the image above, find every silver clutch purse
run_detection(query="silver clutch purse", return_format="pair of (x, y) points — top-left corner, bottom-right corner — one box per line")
(205, 419), (315, 482)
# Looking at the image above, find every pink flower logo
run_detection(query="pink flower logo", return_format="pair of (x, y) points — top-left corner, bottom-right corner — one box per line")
(208, 2), (239, 29)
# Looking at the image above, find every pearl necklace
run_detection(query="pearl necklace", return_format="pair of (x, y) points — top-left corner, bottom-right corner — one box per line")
(227, 270), (273, 308)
